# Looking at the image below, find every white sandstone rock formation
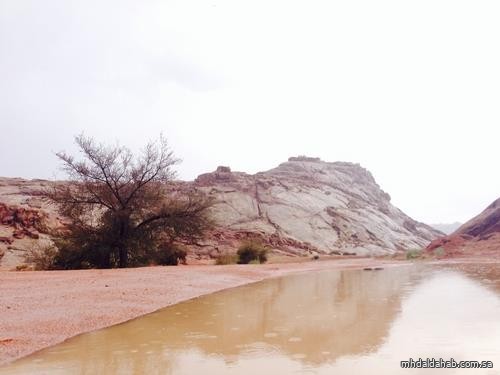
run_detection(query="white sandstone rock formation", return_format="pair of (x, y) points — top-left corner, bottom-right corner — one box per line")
(193, 157), (441, 256)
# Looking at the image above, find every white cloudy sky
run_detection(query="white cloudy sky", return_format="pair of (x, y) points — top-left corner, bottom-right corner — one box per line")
(1, 0), (499, 224)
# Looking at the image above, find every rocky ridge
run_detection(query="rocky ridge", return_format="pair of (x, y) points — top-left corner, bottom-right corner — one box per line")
(0, 158), (442, 269)
(192, 157), (440, 258)
(427, 197), (500, 257)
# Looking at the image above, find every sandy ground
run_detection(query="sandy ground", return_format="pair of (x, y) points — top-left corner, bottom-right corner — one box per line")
(0, 258), (407, 366)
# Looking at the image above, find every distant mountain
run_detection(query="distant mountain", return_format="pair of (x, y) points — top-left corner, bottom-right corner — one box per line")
(430, 222), (462, 235)
(427, 198), (500, 257)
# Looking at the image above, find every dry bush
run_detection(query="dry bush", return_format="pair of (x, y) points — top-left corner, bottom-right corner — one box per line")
(39, 134), (212, 269)
(24, 241), (58, 270)
(153, 243), (187, 266)
(215, 253), (238, 265)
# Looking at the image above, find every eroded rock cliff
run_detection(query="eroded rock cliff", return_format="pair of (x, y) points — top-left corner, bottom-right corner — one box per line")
(192, 157), (440, 257)
(0, 158), (442, 268)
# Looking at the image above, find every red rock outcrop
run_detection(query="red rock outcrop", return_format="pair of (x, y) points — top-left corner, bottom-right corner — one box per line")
(0, 203), (47, 236)
(426, 197), (500, 257)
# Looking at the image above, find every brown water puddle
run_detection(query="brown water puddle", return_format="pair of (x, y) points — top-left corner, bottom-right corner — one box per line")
(1, 264), (500, 374)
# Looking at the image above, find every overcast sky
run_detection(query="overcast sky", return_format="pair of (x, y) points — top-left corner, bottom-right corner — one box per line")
(1, 0), (499, 224)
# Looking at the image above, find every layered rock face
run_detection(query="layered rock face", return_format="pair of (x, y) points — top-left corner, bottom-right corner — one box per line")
(427, 197), (500, 257)
(0, 178), (64, 269)
(193, 157), (441, 257)
(0, 158), (442, 268)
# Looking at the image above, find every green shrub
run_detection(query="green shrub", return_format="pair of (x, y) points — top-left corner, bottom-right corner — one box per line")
(433, 246), (445, 257)
(215, 253), (238, 265)
(406, 249), (422, 260)
(236, 241), (268, 264)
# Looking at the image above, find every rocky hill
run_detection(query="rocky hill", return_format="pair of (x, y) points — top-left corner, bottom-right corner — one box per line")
(0, 158), (442, 269)
(191, 157), (440, 258)
(427, 197), (500, 257)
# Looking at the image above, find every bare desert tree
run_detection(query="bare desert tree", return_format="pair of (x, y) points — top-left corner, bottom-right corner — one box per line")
(42, 134), (212, 268)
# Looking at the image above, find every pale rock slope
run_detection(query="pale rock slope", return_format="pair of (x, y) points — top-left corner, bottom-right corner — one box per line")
(193, 157), (441, 257)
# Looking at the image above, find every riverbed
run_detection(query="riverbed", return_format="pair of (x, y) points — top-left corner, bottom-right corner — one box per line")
(0, 258), (397, 366)
(2, 261), (500, 374)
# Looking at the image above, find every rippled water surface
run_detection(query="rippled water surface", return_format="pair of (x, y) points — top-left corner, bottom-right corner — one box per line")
(2, 263), (500, 374)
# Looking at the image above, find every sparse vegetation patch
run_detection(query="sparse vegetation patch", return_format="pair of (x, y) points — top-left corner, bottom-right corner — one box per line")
(215, 253), (238, 265)
(236, 241), (268, 264)
(406, 249), (423, 260)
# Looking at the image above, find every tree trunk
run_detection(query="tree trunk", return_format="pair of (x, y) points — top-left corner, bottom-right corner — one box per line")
(118, 214), (129, 268)
(118, 246), (128, 268)
(102, 251), (111, 269)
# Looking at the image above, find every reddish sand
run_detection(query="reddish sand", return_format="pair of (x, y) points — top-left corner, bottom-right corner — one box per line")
(0, 258), (407, 366)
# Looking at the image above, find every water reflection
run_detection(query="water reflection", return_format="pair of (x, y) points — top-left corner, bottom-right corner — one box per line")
(2, 264), (500, 375)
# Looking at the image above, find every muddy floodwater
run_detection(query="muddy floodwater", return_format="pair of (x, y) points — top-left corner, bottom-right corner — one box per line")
(2, 263), (500, 374)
